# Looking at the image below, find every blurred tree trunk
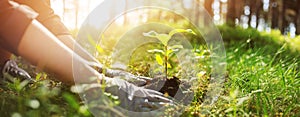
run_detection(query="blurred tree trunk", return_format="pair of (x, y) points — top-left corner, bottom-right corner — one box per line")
(262, 8), (269, 29)
(247, 0), (264, 28)
(226, 0), (236, 26)
(282, 1), (290, 34)
(271, 0), (279, 29)
(247, 0), (253, 27)
(255, 1), (262, 28)
(267, 0), (273, 28)
(296, 1), (300, 34)
(195, 0), (200, 25)
(204, 0), (213, 17)
(203, 0), (213, 27)
(278, 0), (285, 33)
(235, 0), (245, 25)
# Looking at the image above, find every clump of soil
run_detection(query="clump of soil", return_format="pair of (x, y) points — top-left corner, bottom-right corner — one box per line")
(144, 76), (193, 104)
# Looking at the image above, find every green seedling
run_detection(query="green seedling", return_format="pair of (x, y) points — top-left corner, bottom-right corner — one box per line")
(143, 29), (196, 78)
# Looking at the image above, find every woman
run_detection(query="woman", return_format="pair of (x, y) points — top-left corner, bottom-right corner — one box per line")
(0, 0), (171, 111)
(0, 0), (98, 82)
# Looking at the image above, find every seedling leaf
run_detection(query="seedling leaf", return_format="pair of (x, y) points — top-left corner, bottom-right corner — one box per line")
(157, 34), (171, 46)
(169, 45), (184, 51)
(167, 62), (172, 68)
(166, 49), (173, 56)
(147, 49), (165, 54)
(169, 29), (196, 37)
(155, 54), (164, 66)
(143, 30), (158, 38)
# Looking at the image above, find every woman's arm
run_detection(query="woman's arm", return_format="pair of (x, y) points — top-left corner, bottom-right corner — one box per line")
(14, 0), (100, 63)
(56, 35), (100, 63)
(18, 20), (98, 83)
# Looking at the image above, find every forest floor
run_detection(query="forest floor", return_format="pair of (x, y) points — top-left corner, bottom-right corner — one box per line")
(0, 25), (299, 117)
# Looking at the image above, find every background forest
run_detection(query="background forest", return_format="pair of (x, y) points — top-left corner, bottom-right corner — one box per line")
(0, 0), (299, 117)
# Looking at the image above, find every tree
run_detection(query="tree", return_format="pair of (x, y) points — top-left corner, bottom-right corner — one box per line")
(226, 0), (245, 26)
(194, 0), (201, 25)
(235, 0), (245, 25)
(281, 0), (288, 33)
(271, 0), (279, 29)
(226, 0), (236, 26)
(202, 0), (214, 27)
(247, 0), (263, 28)
(204, 0), (214, 17)
(296, 0), (300, 34)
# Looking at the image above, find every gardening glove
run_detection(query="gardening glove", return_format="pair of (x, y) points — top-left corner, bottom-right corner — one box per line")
(105, 69), (152, 86)
(89, 62), (151, 86)
(104, 76), (173, 112)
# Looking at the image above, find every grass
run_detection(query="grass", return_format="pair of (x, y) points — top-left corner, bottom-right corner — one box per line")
(0, 25), (299, 116)
(187, 41), (300, 116)
(0, 77), (91, 117)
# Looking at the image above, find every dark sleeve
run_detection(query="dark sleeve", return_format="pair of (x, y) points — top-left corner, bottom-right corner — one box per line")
(14, 0), (70, 36)
(0, 0), (38, 55)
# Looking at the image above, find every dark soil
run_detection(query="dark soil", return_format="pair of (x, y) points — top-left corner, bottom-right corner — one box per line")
(144, 76), (193, 105)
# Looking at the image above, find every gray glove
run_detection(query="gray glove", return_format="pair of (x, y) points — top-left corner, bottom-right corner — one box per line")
(104, 76), (172, 112)
(88, 62), (173, 111)
(105, 69), (152, 86)
(89, 62), (151, 86)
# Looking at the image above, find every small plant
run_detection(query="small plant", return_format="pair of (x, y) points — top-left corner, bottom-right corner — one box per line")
(143, 29), (196, 78)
